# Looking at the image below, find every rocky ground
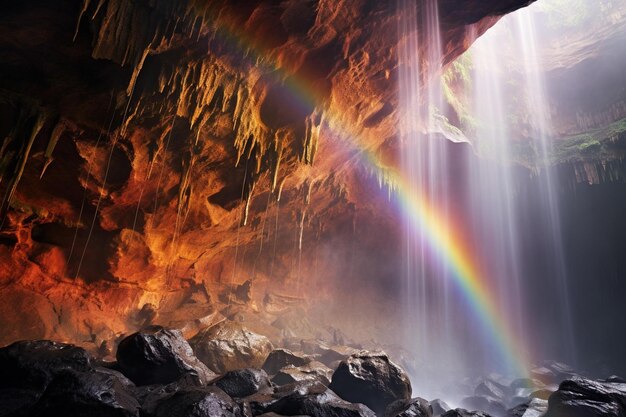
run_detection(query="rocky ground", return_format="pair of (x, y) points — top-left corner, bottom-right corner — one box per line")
(1, 322), (625, 417)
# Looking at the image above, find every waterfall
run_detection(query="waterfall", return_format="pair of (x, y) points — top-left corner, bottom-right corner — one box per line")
(398, 0), (472, 400)
(397, 0), (577, 400)
(514, 11), (577, 364)
(467, 5), (577, 366)
(467, 27), (527, 374)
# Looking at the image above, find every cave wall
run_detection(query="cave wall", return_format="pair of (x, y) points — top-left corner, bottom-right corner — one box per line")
(0, 0), (536, 350)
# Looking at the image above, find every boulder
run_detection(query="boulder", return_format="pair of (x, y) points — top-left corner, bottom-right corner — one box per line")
(545, 376), (626, 417)
(190, 322), (274, 373)
(263, 349), (312, 375)
(475, 380), (509, 401)
(430, 399), (451, 416)
(32, 368), (140, 417)
(214, 368), (272, 398)
(0, 340), (92, 391)
(149, 387), (241, 417)
(135, 376), (203, 413)
(116, 326), (215, 386)
(385, 397), (433, 417)
(241, 390), (283, 416)
(271, 361), (333, 386)
(266, 380), (376, 417)
(240, 379), (320, 416)
(329, 351), (412, 415)
(506, 398), (548, 417)
(461, 396), (506, 417)
(441, 409), (492, 417)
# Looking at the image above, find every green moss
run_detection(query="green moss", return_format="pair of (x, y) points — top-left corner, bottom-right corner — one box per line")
(607, 118), (626, 139)
(550, 117), (626, 164)
(441, 53), (476, 133)
(578, 139), (601, 152)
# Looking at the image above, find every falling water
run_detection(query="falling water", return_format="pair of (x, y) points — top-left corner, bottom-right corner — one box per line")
(468, 6), (577, 365)
(467, 27), (528, 375)
(397, 1), (577, 400)
(514, 11), (577, 364)
(398, 0), (468, 399)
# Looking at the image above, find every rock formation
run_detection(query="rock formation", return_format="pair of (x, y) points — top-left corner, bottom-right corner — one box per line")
(0, 0), (538, 351)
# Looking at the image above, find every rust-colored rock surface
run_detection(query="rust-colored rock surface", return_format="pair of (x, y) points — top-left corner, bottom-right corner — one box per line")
(0, 0), (535, 350)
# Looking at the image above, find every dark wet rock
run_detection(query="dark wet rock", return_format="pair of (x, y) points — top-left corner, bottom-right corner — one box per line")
(506, 398), (548, 417)
(0, 388), (40, 417)
(257, 413), (309, 417)
(263, 349), (312, 375)
(461, 396), (506, 417)
(149, 386), (241, 417)
(545, 376), (626, 417)
(430, 399), (451, 416)
(271, 361), (333, 386)
(135, 375), (208, 414)
(116, 326), (215, 386)
(241, 380), (323, 416)
(266, 380), (376, 417)
(329, 351), (412, 415)
(241, 380), (364, 416)
(0, 340), (92, 392)
(190, 322), (274, 373)
(441, 409), (492, 417)
(241, 390), (282, 416)
(214, 368), (272, 399)
(475, 380), (509, 401)
(32, 368), (140, 417)
(385, 397), (433, 417)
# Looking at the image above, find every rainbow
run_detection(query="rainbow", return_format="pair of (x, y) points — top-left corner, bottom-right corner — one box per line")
(185, 4), (532, 377)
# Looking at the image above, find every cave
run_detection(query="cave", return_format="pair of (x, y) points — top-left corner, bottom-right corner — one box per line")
(1, 1), (626, 416)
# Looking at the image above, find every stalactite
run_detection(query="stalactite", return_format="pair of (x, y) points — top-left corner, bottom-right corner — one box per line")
(74, 0), (327, 232)
(302, 110), (323, 164)
(73, 0), (91, 42)
(40, 118), (67, 178)
(0, 101), (47, 213)
(277, 177), (287, 202)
